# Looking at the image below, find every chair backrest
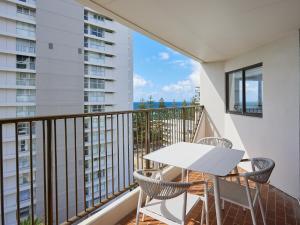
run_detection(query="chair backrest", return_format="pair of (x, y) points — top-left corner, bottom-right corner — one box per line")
(133, 170), (191, 200)
(197, 137), (233, 149)
(242, 158), (275, 184)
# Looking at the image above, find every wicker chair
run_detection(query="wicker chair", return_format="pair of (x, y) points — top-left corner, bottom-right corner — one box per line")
(213, 158), (275, 225)
(195, 137), (239, 183)
(134, 169), (209, 225)
(196, 137), (233, 149)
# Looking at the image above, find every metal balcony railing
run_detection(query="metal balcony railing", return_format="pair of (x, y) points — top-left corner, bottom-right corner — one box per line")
(0, 106), (203, 225)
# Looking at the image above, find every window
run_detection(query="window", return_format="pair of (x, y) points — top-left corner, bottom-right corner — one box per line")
(19, 157), (30, 169)
(17, 6), (35, 19)
(88, 38), (105, 50)
(20, 190), (30, 202)
(16, 106), (36, 117)
(20, 139), (27, 152)
(226, 63), (263, 117)
(20, 173), (30, 185)
(84, 24), (88, 34)
(84, 91), (105, 102)
(90, 25), (104, 38)
(16, 22), (36, 37)
(20, 206), (30, 218)
(16, 72), (35, 86)
(93, 14), (104, 22)
(16, 89), (36, 102)
(84, 78), (105, 89)
(84, 10), (88, 20)
(84, 105), (105, 113)
(16, 39), (36, 53)
(84, 51), (105, 64)
(84, 65), (105, 76)
(16, 55), (35, 70)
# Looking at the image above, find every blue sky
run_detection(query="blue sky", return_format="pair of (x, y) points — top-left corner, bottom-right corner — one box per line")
(133, 32), (201, 102)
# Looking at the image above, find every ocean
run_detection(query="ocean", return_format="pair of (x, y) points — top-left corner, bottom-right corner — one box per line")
(133, 102), (189, 109)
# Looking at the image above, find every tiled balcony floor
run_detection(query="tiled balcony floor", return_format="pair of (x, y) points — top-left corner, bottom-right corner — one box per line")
(117, 171), (300, 225)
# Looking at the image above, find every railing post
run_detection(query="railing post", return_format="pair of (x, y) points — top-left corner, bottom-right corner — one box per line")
(145, 111), (150, 169)
(46, 119), (53, 225)
(182, 108), (186, 142)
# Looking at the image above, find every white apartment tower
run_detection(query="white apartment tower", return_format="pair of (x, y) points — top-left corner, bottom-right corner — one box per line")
(0, 0), (133, 224)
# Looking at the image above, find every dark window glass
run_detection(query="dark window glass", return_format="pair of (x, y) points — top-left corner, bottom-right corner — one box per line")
(245, 66), (263, 114)
(226, 63), (263, 117)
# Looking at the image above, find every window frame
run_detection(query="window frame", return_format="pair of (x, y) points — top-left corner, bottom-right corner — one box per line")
(225, 62), (263, 118)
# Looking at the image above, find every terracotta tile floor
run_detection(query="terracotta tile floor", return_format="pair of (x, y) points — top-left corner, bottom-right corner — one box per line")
(117, 171), (300, 225)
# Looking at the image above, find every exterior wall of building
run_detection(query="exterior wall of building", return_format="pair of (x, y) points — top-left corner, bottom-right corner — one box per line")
(0, 0), (133, 224)
(200, 30), (300, 199)
(36, 0), (84, 115)
(35, 0), (85, 222)
(0, 1), (37, 224)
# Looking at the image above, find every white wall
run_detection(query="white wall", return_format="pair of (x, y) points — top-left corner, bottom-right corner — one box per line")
(200, 30), (300, 199)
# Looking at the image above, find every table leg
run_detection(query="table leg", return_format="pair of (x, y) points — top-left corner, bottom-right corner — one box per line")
(181, 168), (185, 181)
(213, 175), (222, 225)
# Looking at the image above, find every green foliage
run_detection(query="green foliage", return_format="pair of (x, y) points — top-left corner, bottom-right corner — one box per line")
(138, 98), (146, 109)
(147, 95), (155, 109)
(158, 98), (165, 108)
(182, 99), (187, 107)
(20, 217), (43, 225)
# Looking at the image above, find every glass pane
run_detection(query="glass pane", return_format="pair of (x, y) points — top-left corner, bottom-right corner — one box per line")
(245, 66), (263, 114)
(228, 71), (243, 113)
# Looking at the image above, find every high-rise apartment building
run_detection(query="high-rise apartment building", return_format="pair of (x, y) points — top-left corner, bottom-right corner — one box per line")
(0, 0), (133, 224)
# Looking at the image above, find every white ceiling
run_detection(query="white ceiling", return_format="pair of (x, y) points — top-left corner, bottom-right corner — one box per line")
(79, 0), (300, 62)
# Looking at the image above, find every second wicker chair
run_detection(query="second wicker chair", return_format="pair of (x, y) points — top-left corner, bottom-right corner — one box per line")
(134, 169), (209, 225)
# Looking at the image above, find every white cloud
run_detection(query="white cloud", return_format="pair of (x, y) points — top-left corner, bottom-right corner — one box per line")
(162, 60), (201, 99)
(165, 47), (180, 55)
(162, 80), (193, 92)
(158, 52), (170, 60)
(133, 73), (151, 88)
(170, 59), (189, 67)
(188, 60), (201, 86)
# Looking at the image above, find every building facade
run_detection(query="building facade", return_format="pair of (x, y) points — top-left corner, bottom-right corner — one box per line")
(0, 0), (133, 224)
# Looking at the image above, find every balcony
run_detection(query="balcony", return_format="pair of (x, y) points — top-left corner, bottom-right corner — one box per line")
(84, 14), (115, 32)
(0, 106), (202, 225)
(117, 171), (300, 225)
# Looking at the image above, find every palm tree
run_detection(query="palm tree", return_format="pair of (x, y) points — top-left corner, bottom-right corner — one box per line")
(147, 95), (155, 109)
(158, 98), (165, 108)
(20, 217), (43, 225)
(138, 98), (146, 109)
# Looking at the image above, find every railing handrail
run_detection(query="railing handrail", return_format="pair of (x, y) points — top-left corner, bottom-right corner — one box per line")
(0, 105), (203, 124)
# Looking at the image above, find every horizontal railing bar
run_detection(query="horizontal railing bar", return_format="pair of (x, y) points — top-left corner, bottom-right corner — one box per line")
(0, 106), (203, 124)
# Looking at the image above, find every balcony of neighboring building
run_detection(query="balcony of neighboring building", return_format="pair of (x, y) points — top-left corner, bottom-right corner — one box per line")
(84, 37), (115, 56)
(84, 23), (115, 43)
(84, 9), (115, 32)
(84, 51), (114, 68)
(84, 66), (115, 82)
(0, 3), (36, 25)
(6, 0), (36, 9)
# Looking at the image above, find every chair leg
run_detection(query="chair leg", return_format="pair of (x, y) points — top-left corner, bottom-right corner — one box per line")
(200, 204), (205, 225)
(221, 199), (225, 210)
(258, 193), (267, 225)
(181, 192), (188, 225)
(141, 196), (149, 222)
(136, 189), (143, 225)
(204, 182), (209, 225)
(245, 180), (257, 225)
